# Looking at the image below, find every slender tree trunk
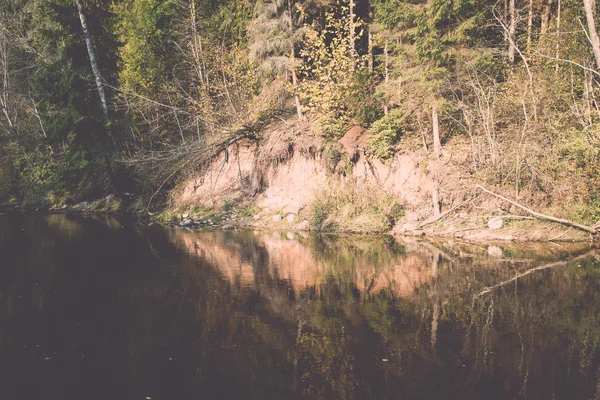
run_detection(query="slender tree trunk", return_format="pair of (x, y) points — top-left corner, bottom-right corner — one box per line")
(527, 0), (533, 52)
(0, 30), (14, 132)
(508, 0), (516, 63)
(504, 0), (509, 45)
(349, 0), (356, 54)
(368, 29), (374, 73)
(76, 0), (108, 119)
(541, 0), (552, 35)
(76, 0), (116, 149)
(384, 41), (389, 115)
(287, 0), (303, 120)
(584, 0), (600, 70)
(190, 0), (205, 85)
(291, 45), (303, 120)
(432, 103), (442, 157)
(76, 0), (118, 190)
(555, 0), (561, 73)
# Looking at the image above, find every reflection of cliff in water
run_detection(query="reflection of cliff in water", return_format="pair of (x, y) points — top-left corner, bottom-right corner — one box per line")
(168, 229), (435, 300)
(166, 228), (600, 400)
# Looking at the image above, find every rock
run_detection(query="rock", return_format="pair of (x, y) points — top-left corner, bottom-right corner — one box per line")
(296, 220), (310, 230)
(221, 224), (235, 230)
(286, 232), (295, 240)
(60, 205), (68, 210)
(181, 213), (189, 219)
(272, 214), (282, 222)
(286, 214), (295, 223)
(404, 211), (421, 222)
(180, 219), (194, 227)
(253, 214), (261, 220)
(488, 217), (504, 230)
(283, 205), (300, 214)
(488, 245), (503, 258)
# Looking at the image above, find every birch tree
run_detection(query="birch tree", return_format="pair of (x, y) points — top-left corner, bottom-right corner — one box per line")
(583, 0), (600, 70)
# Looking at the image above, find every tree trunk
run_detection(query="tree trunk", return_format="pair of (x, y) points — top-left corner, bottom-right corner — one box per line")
(504, 0), (509, 45)
(349, 0), (356, 54)
(76, 0), (118, 191)
(0, 30), (15, 133)
(432, 103), (442, 157)
(291, 46), (304, 120)
(368, 29), (373, 73)
(287, 0), (303, 120)
(555, 0), (561, 73)
(541, 0), (552, 35)
(384, 41), (389, 115)
(527, 0), (533, 52)
(76, 0), (108, 119)
(584, 0), (600, 70)
(76, 0), (116, 148)
(508, 0), (516, 63)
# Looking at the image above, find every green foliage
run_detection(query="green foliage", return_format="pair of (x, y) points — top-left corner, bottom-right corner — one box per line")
(115, 0), (178, 93)
(344, 70), (385, 125)
(414, 0), (493, 65)
(298, 1), (365, 137)
(367, 109), (409, 160)
(308, 177), (404, 232)
(372, 0), (418, 31)
(322, 144), (343, 171)
(248, 0), (294, 75)
(317, 110), (349, 140)
(209, 0), (253, 47)
(309, 201), (333, 226)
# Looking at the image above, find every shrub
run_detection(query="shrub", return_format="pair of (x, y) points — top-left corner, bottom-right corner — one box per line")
(344, 70), (385, 125)
(367, 110), (409, 161)
(307, 177), (404, 232)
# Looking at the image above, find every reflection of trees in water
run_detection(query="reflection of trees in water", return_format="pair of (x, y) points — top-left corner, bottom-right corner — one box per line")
(5, 219), (592, 399)
(163, 228), (600, 398)
(464, 255), (600, 399)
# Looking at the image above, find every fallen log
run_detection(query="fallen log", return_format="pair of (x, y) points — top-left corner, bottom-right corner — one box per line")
(477, 185), (598, 235)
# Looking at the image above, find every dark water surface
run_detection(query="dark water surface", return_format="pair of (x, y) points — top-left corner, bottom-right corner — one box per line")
(1, 213), (600, 400)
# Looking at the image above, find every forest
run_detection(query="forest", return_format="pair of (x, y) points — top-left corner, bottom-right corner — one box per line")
(1, 0), (600, 229)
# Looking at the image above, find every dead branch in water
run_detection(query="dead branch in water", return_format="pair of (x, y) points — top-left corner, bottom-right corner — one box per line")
(474, 250), (597, 298)
(477, 185), (599, 235)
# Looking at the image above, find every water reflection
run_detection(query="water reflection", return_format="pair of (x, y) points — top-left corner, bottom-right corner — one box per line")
(0, 214), (598, 400)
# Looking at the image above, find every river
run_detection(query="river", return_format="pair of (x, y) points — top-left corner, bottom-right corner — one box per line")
(0, 213), (598, 399)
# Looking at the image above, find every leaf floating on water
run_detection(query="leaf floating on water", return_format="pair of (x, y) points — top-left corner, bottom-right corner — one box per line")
(382, 359), (388, 362)
(44, 357), (51, 361)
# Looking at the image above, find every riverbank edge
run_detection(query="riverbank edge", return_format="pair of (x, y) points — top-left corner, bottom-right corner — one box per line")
(1, 199), (592, 243)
